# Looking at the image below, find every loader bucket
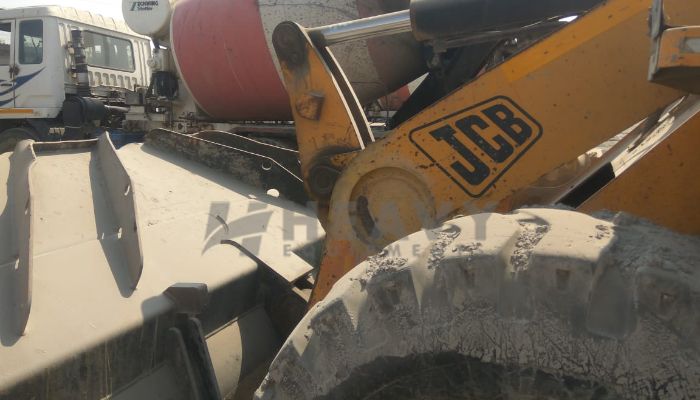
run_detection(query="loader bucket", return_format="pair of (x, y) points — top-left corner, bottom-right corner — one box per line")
(0, 131), (323, 399)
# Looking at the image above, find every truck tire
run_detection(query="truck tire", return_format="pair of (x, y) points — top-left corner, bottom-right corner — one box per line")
(256, 209), (700, 399)
(0, 126), (37, 154)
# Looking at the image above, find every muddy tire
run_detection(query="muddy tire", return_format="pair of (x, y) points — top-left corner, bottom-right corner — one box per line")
(256, 209), (700, 399)
(0, 127), (37, 154)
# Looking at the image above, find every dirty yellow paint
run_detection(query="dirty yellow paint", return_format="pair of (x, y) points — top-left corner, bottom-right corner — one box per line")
(504, 0), (648, 82)
(280, 0), (700, 305)
(579, 100), (700, 235)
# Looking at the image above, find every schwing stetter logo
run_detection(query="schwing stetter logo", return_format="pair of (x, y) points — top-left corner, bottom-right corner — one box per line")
(409, 96), (543, 198)
(130, 1), (159, 11)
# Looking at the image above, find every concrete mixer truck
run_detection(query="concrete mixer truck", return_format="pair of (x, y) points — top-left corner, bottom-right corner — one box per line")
(0, 1), (424, 153)
(118, 0), (425, 139)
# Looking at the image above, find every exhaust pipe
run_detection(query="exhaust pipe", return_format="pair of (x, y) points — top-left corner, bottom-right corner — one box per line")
(70, 29), (91, 97)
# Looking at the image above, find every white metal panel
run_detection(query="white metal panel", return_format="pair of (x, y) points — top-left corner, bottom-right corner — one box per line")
(0, 19), (15, 110)
(0, 6), (143, 37)
(13, 17), (64, 115)
(59, 18), (150, 90)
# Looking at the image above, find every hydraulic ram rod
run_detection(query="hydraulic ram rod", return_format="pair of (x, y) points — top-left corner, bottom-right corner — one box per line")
(308, 0), (602, 47)
(309, 9), (411, 46)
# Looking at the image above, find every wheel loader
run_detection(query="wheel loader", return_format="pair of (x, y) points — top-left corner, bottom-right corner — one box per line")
(1, 0), (699, 399)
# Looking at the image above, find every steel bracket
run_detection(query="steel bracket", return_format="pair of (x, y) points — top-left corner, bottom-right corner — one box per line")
(649, 0), (700, 93)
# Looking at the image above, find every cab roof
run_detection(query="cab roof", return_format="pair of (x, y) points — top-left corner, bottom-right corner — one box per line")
(0, 5), (142, 37)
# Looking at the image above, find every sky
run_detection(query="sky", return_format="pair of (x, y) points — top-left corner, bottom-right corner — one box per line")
(2, 0), (124, 19)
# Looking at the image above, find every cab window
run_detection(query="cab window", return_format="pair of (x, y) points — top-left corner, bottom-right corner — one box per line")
(83, 31), (135, 72)
(19, 20), (43, 65)
(0, 23), (11, 66)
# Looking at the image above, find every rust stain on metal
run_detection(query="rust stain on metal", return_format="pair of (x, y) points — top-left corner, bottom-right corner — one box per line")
(296, 91), (325, 121)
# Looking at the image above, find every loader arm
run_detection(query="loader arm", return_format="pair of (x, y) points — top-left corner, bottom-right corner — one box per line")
(274, 0), (700, 304)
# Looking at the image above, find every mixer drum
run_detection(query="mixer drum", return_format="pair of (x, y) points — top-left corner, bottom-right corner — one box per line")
(169, 0), (425, 120)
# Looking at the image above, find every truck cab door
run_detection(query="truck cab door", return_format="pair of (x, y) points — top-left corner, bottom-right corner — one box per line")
(13, 19), (51, 112)
(0, 20), (15, 109)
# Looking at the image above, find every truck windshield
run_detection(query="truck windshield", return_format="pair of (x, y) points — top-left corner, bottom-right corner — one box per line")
(83, 31), (135, 72)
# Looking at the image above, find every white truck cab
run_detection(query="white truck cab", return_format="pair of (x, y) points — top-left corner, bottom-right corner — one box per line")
(0, 6), (150, 151)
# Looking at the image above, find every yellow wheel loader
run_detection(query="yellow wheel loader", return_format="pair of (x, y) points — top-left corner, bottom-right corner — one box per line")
(1, 0), (699, 398)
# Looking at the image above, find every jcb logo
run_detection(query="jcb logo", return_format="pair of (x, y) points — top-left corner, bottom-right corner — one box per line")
(409, 96), (542, 197)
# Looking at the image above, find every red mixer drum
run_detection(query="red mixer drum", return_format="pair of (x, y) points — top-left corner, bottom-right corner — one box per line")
(168, 0), (425, 120)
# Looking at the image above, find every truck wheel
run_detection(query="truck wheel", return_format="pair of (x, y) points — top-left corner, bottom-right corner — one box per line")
(256, 209), (700, 399)
(0, 127), (37, 154)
